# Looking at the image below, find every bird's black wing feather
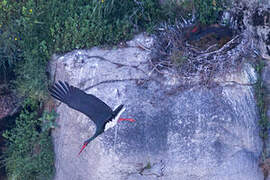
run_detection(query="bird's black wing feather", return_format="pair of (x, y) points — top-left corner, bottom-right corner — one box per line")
(49, 81), (113, 125)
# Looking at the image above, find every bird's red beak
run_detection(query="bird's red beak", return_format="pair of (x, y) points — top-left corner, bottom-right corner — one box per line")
(118, 118), (136, 122)
(78, 142), (89, 156)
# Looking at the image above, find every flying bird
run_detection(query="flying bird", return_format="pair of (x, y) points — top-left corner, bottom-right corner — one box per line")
(48, 81), (135, 155)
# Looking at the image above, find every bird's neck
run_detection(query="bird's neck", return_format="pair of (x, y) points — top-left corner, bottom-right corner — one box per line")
(85, 130), (101, 144)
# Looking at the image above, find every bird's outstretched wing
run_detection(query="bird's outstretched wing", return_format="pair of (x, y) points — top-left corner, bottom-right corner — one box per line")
(49, 81), (113, 125)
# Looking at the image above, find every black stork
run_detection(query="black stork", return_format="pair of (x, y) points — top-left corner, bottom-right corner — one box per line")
(48, 81), (135, 155)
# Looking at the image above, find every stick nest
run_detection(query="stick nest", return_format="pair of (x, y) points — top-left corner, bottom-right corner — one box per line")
(149, 20), (256, 86)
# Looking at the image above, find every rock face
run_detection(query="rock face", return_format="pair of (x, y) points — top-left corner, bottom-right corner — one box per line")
(50, 34), (263, 180)
(228, 0), (270, 61)
(243, 0), (270, 61)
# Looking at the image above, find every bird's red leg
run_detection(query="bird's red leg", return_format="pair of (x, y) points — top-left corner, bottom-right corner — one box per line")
(118, 118), (135, 122)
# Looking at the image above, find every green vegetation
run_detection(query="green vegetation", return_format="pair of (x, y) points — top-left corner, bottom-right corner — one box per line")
(139, 161), (152, 175)
(253, 59), (270, 172)
(194, 0), (224, 24)
(0, 0), (164, 101)
(254, 59), (270, 180)
(2, 99), (57, 180)
(145, 162), (152, 169)
(161, 0), (194, 22)
(254, 60), (269, 140)
(161, 0), (225, 25)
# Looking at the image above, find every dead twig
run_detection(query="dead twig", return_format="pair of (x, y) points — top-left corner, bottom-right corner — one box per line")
(84, 78), (146, 91)
(135, 41), (152, 52)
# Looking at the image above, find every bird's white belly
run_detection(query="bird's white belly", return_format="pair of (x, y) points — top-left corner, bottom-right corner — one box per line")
(104, 107), (126, 131)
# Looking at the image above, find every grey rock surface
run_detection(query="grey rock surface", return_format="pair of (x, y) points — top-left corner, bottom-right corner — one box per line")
(50, 34), (263, 180)
(245, 3), (270, 61)
(231, 0), (270, 61)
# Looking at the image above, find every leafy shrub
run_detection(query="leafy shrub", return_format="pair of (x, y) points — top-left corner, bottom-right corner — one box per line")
(0, 0), (49, 99)
(0, 0), (164, 100)
(194, 0), (224, 25)
(48, 0), (163, 52)
(0, 0), (22, 83)
(161, 0), (194, 23)
(160, 0), (226, 25)
(254, 60), (269, 140)
(2, 98), (57, 180)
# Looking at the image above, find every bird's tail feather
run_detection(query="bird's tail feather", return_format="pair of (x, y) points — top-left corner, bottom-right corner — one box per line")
(48, 81), (72, 103)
